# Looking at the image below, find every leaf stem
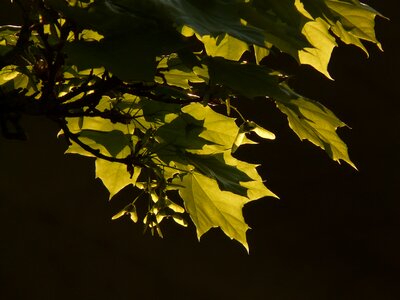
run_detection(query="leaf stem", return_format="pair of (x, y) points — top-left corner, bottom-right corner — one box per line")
(229, 104), (247, 122)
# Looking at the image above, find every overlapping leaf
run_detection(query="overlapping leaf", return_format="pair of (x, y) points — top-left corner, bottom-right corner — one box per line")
(200, 33), (249, 61)
(207, 58), (355, 167)
(176, 152), (276, 250)
(149, 101), (277, 249)
(152, 0), (266, 45)
(276, 86), (355, 168)
(299, 0), (383, 54)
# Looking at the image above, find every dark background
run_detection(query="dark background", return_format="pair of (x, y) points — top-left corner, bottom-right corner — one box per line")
(0, 1), (399, 299)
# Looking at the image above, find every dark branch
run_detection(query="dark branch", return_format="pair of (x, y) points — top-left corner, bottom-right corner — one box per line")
(57, 118), (129, 164)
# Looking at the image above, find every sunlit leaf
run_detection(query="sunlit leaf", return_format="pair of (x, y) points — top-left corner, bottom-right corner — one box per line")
(200, 33), (249, 61)
(176, 171), (253, 251)
(96, 160), (141, 199)
(182, 103), (240, 152)
(275, 86), (356, 168)
(298, 18), (337, 79)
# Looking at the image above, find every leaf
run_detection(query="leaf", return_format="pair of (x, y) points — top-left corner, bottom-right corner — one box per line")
(64, 140), (96, 158)
(64, 130), (133, 158)
(176, 171), (253, 251)
(325, 0), (383, 52)
(208, 58), (283, 98)
(200, 33), (249, 61)
(182, 103), (240, 152)
(0, 65), (20, 84)
(298, 17), (337, 79)
(0, 26), (19, 46)
(80, 29), (104, 42)
(240, 2), (311, 59)
(136, 97), (181, 130)
(253, 45), (270, 65)
(57, 1), (186, 81)
(174, 147), (276, 249)
(158, 68), (204, 89)
(275, 86), (356, 168)
(65, 116), (128, 133)
(158, 0), (265, 46)
(206, 58), (353, 167)
(0, 65), (30, 92)
(96, 160), (141, 199)
(222, 152), (278, 200)
(185, 152), (253, 196)
(298, 0), (384, 56)
(155, 112), (211, 151)
(64, 36), (158, 81)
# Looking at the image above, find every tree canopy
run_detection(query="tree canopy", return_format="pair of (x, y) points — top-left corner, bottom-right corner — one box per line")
(0, 0), (383, 250)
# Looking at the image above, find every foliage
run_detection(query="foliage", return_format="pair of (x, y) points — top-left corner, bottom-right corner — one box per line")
(0, 0), (382, 250)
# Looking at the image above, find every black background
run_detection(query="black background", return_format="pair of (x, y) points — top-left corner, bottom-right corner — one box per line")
(0, 1), (399, 299)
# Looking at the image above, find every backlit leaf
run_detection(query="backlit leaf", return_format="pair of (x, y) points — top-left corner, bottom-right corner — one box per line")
(200, 33), (249, 61)
(96, 160), (141, 199)
(275, 86), (356, 168)
(177, 171), (253, 251)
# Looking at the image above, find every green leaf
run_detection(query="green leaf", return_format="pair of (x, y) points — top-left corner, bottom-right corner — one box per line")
(158, 68), (204, 89)
(182, 103), (240, 152)
(222, 152), (278, 200)
(200, 33), (249, 61)
(208, 58), (283, 98)
(176, 171), (253, 251)
(64, 36), (158, 81)
(325, 0), (383, 52)
(253, 45), (270, 65)
(240, 1), (311, 59)
(186, 152), (253, 196)
(298, 0), (384, 55)
(64, 130), (132, 158)
(96, 160), (141, 199)
(298, 17), (337, 79)
(155, 112), (211, 151)
(126, 96), (181, 131)
(159, 0), (265, 45)
(275, 86), (356, 168)
(57, 1), (186, 81)
(0, 26), (19, 46)
(206, 58), (353, 167)
(80, 29), (104, 42)
(174, 147), (276, 249)
(0, 65), (30, 92)
(65, 116), (128, 133)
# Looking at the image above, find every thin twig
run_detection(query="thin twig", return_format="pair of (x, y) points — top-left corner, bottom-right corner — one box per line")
(58, 118), (130, 164)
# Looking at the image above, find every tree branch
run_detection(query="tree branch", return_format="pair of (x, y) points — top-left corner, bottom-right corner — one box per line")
(57, 119), (128, 163)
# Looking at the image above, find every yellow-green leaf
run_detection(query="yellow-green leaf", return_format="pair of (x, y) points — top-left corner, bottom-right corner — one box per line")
(177, 171), (253, 251)
(299, 18), (337, 79)
(96, 160), (141, 199)
(200, 33), (249, 61)
(275, 88), (356, 168)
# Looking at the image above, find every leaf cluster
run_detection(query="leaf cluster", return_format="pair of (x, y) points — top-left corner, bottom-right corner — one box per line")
(0, 0), (382, 250)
